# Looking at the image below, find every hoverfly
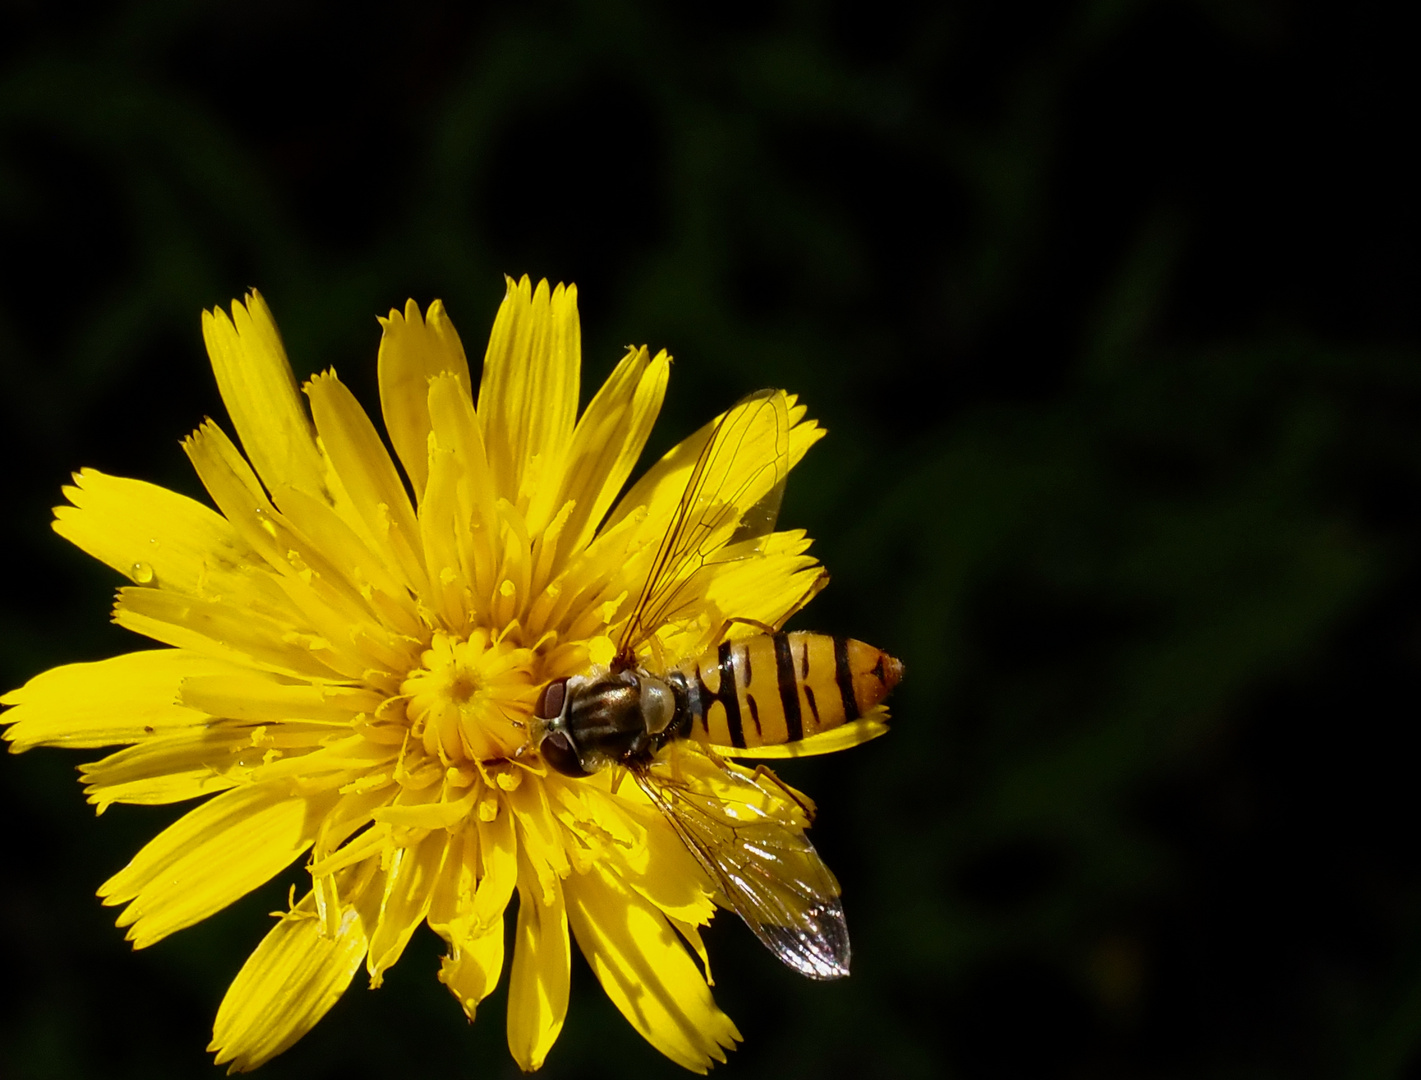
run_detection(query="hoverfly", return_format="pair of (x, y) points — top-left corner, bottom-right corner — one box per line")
(532, 389), (903, 980)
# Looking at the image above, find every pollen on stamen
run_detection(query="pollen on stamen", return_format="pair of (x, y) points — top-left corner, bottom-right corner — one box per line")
(400, 629), (539, 762)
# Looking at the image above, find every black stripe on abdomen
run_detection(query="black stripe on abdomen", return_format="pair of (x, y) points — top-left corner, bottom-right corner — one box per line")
(833, 636), (858, 721)
(773, 633), (803, 742)
(716, 640), (746, 749)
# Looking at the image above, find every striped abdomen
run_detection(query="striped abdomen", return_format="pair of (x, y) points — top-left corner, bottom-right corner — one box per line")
(671, 631), (903, 750)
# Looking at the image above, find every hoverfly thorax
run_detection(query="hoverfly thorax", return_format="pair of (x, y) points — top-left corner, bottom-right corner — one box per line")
(534, 669), (681, 777)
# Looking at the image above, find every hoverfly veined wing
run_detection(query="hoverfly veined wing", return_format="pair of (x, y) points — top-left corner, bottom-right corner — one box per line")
(631, 755), (851, 980)
(615, 389), (791, 666)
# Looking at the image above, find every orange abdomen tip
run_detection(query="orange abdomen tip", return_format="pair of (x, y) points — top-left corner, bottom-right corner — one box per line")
(842, 638), (904, 715)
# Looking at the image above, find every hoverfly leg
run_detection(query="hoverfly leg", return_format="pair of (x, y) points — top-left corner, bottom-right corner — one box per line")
(748, 762), (818, 821)
(714, 615), (779, 642)
(610, 764), (631, 797)
(663, 738), (694, 784)
(785, 569), (831, 624)
(697, 741), (729, 767)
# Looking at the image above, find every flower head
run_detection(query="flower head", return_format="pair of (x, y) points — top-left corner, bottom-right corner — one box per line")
(2, 278), (874, 1072)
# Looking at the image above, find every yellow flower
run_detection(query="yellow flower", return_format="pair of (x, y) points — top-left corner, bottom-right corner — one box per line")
(1, 278), (840, 1072)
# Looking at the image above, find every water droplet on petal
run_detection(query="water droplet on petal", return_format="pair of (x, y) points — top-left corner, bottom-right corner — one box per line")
(131, 562), (155, 584)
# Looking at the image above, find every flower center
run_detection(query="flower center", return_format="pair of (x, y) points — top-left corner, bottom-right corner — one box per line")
(400, 629), (538, 763)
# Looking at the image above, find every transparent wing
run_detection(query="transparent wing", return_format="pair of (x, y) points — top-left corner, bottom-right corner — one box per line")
(615, 389), (791, 665)
(631, 755), (851, 980)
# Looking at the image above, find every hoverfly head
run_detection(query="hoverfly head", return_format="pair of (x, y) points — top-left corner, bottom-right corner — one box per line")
(533, 677), (594, 777)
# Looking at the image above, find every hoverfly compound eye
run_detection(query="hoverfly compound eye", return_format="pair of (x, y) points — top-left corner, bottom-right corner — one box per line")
(535, 677), (569, 720)
(540, 731), (593, 777)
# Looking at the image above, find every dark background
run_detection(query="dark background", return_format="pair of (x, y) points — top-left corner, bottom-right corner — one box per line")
(2, 1), (1417, 1077)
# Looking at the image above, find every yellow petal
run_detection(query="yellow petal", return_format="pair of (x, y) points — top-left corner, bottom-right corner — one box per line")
(263, 559), (420, 682)
(574, 787), (713, 924)
(478, 277), (580, 508)
(438, 919), (504, 1022)
(52, 468), (256, 592)
(202, 291), (330, 501)
(717, 712), (891, 758)
(309, 785), (401, 870)
(367, 830), (447, 987)
(668, 916), (714, 985)
(308, 822), (391, 881)
(81, 720), (342, 811)
(377, 298), (472, 501)
(595, 393), (826, 661)
(210, 867), (380, 1072)
(79, 728), (253, 811)
(623, 817), (716, 925)
(416, 442), (469, 629)
(177, 674), (379, 725)
(607, 391), (824, 546)
(425, 824), (475, 932)
(100, 783), (326, 948)
(565, 866), (740, 1072)
(246, 733), (395, 792)
(182, 420), (286, 569)
(421, 372), (502, 625)
(370, 785), (477, 829)
(2, 649), (242, 752)
(266, 482), (421, 638)
(305, 371), (428, 596)
(114, 586), (356, 682)
(434, 815), (513, 1022)
(642, 533), (827, 664)
(508, 776), (571, 900)
(507, 862), (570, 1071)
(474, 800), (518, 929)
(182, 420), (395, 665)
(528, 345), (669, 553)
(185, 382), (388, 633)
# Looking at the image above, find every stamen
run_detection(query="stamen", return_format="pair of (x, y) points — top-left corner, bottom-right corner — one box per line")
(400, 629), (539, 762)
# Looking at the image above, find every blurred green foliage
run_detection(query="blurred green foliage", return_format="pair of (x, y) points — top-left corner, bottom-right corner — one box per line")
(1, 1), (1417, 1078)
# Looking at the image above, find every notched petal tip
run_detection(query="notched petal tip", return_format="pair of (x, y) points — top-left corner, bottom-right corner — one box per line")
(201, 289), (331, 501)
(210, 882), (375, 1073)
